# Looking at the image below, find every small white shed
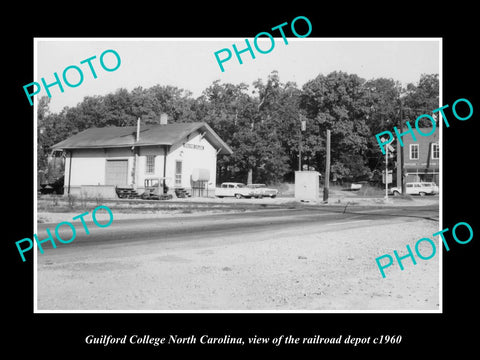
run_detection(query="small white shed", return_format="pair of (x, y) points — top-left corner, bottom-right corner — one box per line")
(294, 171), (321, 202)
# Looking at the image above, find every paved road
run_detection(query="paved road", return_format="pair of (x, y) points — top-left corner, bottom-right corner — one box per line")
(35, 203), (440, 311)
(35, 204), (438, 254)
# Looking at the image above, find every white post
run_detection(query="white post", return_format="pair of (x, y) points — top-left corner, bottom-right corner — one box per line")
(385, 143), (389, 200)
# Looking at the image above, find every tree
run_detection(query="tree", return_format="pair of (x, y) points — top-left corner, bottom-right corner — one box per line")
(402, 73), (439, 126)
(37, 72), (440, 188)
(37, 96), (51, 173)
(138, 85), (199, 124)
(300, 71), (372, 182)
(362, 78), (403, 178)
(37, 96), (72, 185)
(403, 74), (439, 112)
(251, 71), (296, 182)
(200, 75), (292, 184)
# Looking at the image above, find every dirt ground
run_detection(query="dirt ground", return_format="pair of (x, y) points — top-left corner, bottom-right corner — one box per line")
(36, 192), (438, 225)
(36, 217), (440, 312)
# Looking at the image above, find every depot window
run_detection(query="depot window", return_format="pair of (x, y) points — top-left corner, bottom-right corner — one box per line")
(175, 160), (182, 186)
(146, 155), (155, 174)
(410, 144), (419, 160)
(432, 143), (439, 160)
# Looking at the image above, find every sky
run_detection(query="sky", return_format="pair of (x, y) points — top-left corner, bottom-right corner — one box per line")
(35, 38), (440, 114)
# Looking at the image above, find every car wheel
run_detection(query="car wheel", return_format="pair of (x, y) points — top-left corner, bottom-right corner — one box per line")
(235, 194), (242, 199)
(393, 191), (400, 196)
(419, 192), (426, 196)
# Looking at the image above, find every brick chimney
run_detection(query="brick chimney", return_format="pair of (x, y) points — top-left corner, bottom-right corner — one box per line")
(160, 113), (168, 125)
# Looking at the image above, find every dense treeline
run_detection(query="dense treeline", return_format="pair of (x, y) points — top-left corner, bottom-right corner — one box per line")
(38, 71), (438, 185)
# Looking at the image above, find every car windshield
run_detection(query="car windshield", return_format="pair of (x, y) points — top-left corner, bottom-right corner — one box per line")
(236, 184), (245, 188)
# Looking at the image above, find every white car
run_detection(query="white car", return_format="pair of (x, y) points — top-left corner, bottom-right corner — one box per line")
(215, 182), (255, 199)
(390, 182), (436, 196)
(247, 184), (278, 198)
(421, 182), (439, 194)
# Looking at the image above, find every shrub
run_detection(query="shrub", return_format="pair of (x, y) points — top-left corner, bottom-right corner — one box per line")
(50, 194), (60, 207)
(94, 193), (104, 207)
(79, 191), (89, 209)
(67, 194), (77, 209)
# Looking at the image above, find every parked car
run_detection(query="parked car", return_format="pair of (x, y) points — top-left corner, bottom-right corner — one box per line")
(215, 182), (255, 199)
(390, 182), (437, 196)
(350, 183), (363, 191)
(247, 184), (278, 198)
(421, 182), (439, 194)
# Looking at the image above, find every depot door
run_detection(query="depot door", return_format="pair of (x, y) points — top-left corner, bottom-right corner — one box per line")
(105, 159), (128, 186)
(175, 160), (182, 186)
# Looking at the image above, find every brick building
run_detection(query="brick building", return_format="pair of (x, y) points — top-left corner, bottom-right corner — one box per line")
(401, 127), (440, 184)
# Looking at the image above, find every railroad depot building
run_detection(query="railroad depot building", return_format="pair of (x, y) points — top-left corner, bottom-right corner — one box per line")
(52, 116), (233, 198)
(401, 127), (440, 184)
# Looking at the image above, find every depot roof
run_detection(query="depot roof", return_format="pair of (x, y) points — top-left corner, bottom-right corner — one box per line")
(52, 122), (233, 155)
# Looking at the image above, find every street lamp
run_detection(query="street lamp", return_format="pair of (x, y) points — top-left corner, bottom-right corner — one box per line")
(381, 137), (395, 200)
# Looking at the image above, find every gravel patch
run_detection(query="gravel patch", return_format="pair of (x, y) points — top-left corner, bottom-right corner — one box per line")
(36, 219), (440, 311)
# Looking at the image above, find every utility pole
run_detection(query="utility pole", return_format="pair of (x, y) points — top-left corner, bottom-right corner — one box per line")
(132, 117), (140, 190)
(381, 136), (394, 200)
(323, 129), (331, 202)
(399, 105), (406, 195)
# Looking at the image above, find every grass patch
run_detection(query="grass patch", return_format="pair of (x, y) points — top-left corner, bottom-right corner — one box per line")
(270, 182), (294, 197)
(356, 184), (386, 197)
(392, 194), (414, 201)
